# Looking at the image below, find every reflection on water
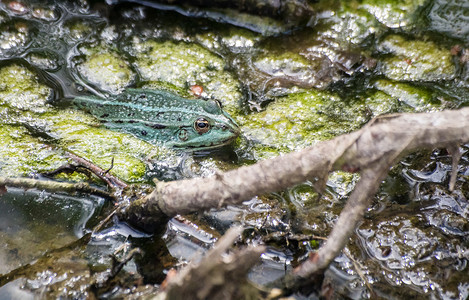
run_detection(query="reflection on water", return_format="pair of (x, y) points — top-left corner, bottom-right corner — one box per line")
(0, 187), (102, 274)
(0, 279), (34, 300)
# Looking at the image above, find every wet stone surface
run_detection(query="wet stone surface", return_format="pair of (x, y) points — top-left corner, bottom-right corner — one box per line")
(0, 0), (468, 298)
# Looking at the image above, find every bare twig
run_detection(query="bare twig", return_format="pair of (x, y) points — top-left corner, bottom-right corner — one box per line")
(0, 176), (114, 200)
(103, 157), (115, 176)
(93, 207), (120, 233)
(447, 144), (462, 191)
(342, 248), (376, 298)
(67, 152), (127, 189)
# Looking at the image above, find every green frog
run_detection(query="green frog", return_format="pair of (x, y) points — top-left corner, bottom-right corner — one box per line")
(74, 89), (240, 150)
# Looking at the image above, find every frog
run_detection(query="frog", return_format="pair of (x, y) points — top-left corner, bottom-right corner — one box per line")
(74, 89), (240, 150)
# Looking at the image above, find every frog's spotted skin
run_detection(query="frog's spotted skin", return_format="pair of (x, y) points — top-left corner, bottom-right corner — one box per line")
(74, 89), (240, 150)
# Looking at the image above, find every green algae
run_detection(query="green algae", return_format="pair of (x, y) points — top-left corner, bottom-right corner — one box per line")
(132, 39), (243, 114)
(26, 50), (61, 71)
(0, 107), (151, 182)
(218, 28), (261, 53)
(0, 20), (30, 54)
(364, 90), (402, 116)
(373, 79), (443, 111)
(0, 125), (67, 177)
(358, 0), (426, 28)
(240, 90), (368, 158)
(42, 109), (153, 183)
(0, 65), (65, 176)
(0, 64), (52, 113)
(64, 18), (94, 41)
(326, 9), (382, 46)
(378, 35), (455, 82)
(313, 0), (425, 45)
(195, 26), (261, 54)
(75, 45), (136, 94)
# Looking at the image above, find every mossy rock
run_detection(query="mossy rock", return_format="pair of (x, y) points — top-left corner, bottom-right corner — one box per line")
(42, 109), (153, 183)
(373, 79), (441, 111)
(378, 35), (455, 82)
(132, 39), (243, 114)
(240, 89), (368, 159)
(0, 125), (68, 177)
(0, 64), (52, 113)
(358, 0), (426, 28)
(74, 45), (136, 94)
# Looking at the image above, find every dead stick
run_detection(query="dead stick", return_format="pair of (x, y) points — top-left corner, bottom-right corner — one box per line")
(0, 176), (113, 199)
(67, 152), (127, 189)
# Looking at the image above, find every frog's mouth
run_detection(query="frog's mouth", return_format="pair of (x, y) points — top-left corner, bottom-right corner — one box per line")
(173, 135), (238, 151)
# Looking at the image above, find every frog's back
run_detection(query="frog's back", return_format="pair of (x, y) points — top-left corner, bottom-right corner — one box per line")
(75, 89), (207, 126)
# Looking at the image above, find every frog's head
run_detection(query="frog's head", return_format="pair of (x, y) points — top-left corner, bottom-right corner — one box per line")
(171, 99), (240, 150)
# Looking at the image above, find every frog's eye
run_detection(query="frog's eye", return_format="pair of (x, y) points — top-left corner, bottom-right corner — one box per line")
(194, 118), (210, 134)
(203, 100), (222, 114)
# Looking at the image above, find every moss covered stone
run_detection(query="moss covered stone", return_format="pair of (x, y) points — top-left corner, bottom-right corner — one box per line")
(358, 0), (426, 28)
(76, 46), (135, 94)
(253, 52), (328, 89)
(373, 79), (441, 111)
(378, 35), (455, 82)
(0, 64), (52, 113)
(0, 125), (67, 177)
(132, 39), (242, 114)
(326, 9), (381, 46)
(41, 109), (153, 183)
(64, 18), (94, 41)
(0, 20), (30, 55)
(241, 90), (367, 158)
(364, 90), (401, 116)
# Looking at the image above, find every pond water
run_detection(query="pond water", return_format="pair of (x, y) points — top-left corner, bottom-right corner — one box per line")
(0, 0), (468, 298)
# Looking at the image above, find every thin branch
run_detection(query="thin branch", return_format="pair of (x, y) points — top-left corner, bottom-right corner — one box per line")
(93, 207), (120, 233)
(108, 248), (142, 280)
(342, 248), (376, 298)
(67, 152), (127, 189)
(0, 176), (114, 200)
(447, 144), (462, 191)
